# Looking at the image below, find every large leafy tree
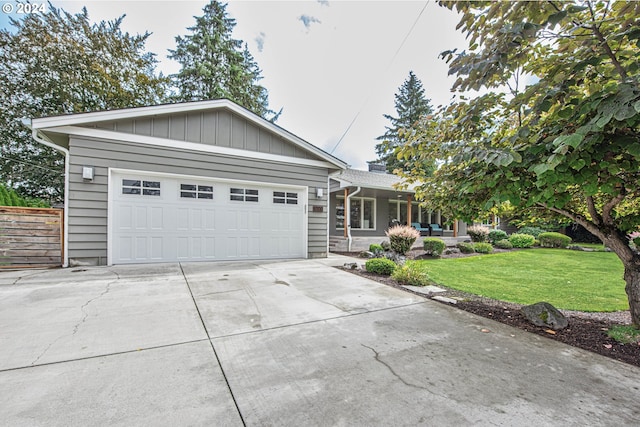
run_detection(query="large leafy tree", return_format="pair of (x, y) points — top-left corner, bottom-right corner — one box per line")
(169, 1), (276, 119)
(375, 71), (433, 173)
(0, 5), (169, 202)
(398, 1), (640, 325)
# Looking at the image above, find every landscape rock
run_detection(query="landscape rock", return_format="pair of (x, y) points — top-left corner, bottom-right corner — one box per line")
(343, 262), (360, 270)
(521, 302), (569, 330)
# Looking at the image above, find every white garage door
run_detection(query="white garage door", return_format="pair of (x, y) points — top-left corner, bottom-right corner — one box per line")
(109, 171), (307, 264)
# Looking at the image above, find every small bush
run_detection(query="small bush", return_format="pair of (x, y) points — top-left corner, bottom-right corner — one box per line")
(509, 233), (536, 248)
(495, 239), (513, 249)
(369, 243), (383, 253)
(467, 225), (490, 242)
(392, 263), (430, 286)
(488, 229), (508, 244)
(385, 225), (420, 255)
(473, 242), (494, 254)
(517, 226), (546, 238)
(538, 232), (572, 248)
(457, 242), (475, 253)
(381, 241), (391, 251)
(365, 258), (397, 275)
(423, 238), (446, 257)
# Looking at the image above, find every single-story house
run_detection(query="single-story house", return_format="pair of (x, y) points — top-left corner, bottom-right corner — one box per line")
(328, 166), (468, 251)
(29, 100), (347, 266)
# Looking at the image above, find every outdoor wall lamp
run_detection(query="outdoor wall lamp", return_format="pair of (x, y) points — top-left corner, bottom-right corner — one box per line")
(316, 187), (324, 198)
(82, 166), (95, 181)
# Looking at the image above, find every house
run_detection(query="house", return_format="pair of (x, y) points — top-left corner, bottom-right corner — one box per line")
(28, 100), (347, 266)
(328, 165), (468, 252)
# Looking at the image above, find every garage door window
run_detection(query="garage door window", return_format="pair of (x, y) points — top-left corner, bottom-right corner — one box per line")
(230, 188), (259, 202)
(122, 179), (161, 196)
(180, 184), (214, 199)
(273, 191), (298, 205)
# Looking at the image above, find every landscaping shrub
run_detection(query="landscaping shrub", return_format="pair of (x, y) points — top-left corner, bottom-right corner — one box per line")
(517, 226), (545, 238)
(473, 242), (494, 253)
(423, 237), (446, 257)
(509, 233), (536, 248)
(385, 224), (420, 255)
(607, 325), (640, 344)
(365, 258), (397, 275)
(538, 232), (572, 248)
(392, 263), (430, 286)
(456, 242), (475, 253)
(369, 243), (384, 256)
(488, 229), (508, 244)
(495, 239), (513, 249)
(467, 225), (489, 242)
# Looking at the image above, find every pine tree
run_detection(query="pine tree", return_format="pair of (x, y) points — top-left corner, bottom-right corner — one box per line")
(375, 71), (433, 173)
(0, 6), (169, 202)
(168, 1), (275, 119)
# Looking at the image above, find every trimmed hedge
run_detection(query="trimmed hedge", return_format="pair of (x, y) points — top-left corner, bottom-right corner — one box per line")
(467, 225), (490, 242)
(473, 242), (494, 253)
(488, 229), (508, 244)
(509, 233), (536, 248)
(365, 258), (397, 275)
(457, 242), (475, 253)
(423, 238), (446, 256)
(538, 232), (572, 248)
(517, 226), (545, 238)
(495, 239), (513, 249)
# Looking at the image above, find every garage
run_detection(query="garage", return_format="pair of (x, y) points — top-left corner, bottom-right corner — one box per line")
(110, 170), (307, 264)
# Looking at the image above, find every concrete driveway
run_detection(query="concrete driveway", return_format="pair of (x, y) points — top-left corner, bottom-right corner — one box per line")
(1, 255), (639, 426)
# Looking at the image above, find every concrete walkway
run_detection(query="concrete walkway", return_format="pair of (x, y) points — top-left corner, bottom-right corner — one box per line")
(1, 255), (639, 426)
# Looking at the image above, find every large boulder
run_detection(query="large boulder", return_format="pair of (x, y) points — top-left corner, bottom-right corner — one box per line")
(521, 302), (569, 330)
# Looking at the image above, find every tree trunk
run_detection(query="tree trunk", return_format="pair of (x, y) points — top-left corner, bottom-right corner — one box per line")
(624, 263), (640, 327)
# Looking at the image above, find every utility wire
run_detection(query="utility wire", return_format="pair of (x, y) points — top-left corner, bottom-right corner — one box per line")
(0, 155), (65, 174)
(330, 0), (430, 154)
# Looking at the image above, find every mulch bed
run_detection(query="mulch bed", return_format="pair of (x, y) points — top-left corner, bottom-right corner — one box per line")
(336, 250), (640, 368)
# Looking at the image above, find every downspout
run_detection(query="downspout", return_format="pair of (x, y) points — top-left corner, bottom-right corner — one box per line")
(346, 186), (361, 252)
(28, 123), (70, 267)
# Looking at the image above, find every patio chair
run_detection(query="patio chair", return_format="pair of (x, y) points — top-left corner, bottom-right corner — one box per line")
(411, 222), (430, 236)
(430, 224), (443, 236)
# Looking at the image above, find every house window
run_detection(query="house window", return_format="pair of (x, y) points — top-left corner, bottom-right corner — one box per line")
(273, 191), (298, 205)
(388, 200), (430, 226)
(230, 188), (259, 202)
(122, 179), (160, 196)
(336, 196), (375, 230)
(180, 184), (213, 199)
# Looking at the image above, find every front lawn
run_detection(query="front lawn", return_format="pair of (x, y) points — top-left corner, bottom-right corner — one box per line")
(413, 249), (628, 312)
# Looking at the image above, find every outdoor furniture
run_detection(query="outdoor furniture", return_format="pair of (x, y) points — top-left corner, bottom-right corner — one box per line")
(411, 222), (430, 236)
(430, 223), (443, 236)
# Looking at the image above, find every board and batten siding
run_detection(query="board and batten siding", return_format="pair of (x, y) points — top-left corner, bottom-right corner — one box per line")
(67, 136), (331, 265)
(84, 110), (312, 160)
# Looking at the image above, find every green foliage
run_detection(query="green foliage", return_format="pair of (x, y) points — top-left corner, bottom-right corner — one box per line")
(538, 232), (572, 248)
(488, 229), (508, 244)
(385, 224), (420, 255)
(466, 225), (489, 242)
(169, 1), (276, 119)
(0, 183), (49, 207)
(518, 227), (546, 238)
(607, 325), (640, 344)
(365, 258), (397, 276)
(456, 242), (475, 254)
(509, 234), (536, 249)
(369, 244), (384, 254)
(473, 242), (494, 254)
(495, 239), (514, 250)
(391, 262), (431, 286)
(1, 5), (168, 202)
(375, 71), (434, 173)
(423, 237), (446, 257)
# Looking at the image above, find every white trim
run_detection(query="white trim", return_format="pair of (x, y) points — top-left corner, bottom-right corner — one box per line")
(107, 167), (308, 265)
(48, 125), (338, 169)
(336, 194), (377, 232)
(31, 99), (347, 169)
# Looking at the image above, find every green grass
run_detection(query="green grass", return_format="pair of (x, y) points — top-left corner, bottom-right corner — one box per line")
(607, 325), (640, 344)
(573, 242), (607, 251)
(413, 249), (628, 312)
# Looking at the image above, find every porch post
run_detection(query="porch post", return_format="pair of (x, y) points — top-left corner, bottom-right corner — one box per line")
(406, 194), (412, 226)
(453, 220), (458, 237)
(435, 210), (441, 225)
(343, 188), (349, 238)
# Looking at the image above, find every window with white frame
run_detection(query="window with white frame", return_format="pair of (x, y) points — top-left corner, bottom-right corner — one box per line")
(273, 191), (298, 205)
(122, 179), (161, 196)
(230, 188), (259, 202)
(336, 196), (375, 230)
(180, 183), (213, 199)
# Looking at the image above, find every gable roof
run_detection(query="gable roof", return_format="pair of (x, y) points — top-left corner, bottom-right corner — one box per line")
(330, 168), (415, 193)
(29, 99), (347, 170)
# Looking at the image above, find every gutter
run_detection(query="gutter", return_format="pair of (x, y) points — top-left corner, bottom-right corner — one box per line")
(345, 186), (361, 252)
(25, 120), (70, 267)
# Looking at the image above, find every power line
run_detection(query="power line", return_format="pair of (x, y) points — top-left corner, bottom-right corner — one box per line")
(0, 155), (65, 174)
(330, 0), (430, 155)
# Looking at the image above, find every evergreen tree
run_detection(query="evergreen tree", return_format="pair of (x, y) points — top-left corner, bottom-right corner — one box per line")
(375, 71), (433, 173)
(0, 6), (169, 202)
(169, 1), (275, 119)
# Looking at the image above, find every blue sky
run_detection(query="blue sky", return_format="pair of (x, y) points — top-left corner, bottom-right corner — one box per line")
(1, 1), (467, 169)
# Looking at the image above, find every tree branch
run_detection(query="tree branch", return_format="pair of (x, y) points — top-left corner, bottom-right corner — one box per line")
(587, 1), (628, 80)
(586, 196), (602, 225)
(602, 189), (627, 225)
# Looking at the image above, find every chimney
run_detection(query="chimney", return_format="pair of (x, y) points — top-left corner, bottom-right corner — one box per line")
(367, 162), (387, 173)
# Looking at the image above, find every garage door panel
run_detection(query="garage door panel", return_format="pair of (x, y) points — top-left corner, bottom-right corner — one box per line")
(111, 172), (306, 264)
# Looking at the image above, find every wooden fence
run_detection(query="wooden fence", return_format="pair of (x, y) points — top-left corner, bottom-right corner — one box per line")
(0, 207), (64, 268)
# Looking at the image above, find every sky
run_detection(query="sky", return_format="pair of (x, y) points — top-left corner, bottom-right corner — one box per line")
(1, 0), (469, 170)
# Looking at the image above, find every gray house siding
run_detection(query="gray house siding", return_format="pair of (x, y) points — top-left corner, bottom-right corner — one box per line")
(85, 110), (312, 160)
(67, 136), (331, 265)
